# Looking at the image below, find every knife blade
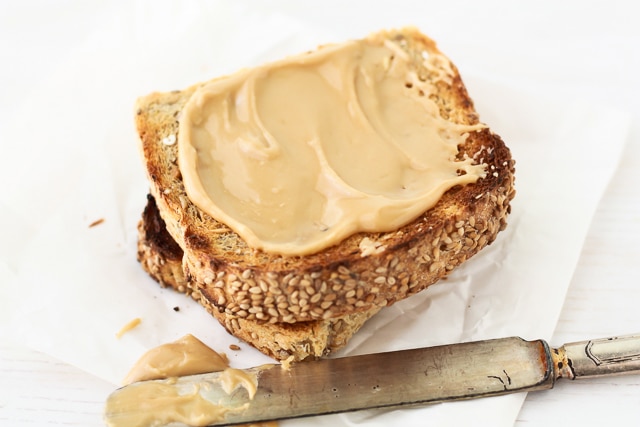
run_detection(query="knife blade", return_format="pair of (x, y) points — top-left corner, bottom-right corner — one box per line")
(104, 334), (640, 426)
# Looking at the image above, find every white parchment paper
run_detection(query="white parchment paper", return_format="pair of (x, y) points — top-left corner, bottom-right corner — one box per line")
(0, 2), (630, 426)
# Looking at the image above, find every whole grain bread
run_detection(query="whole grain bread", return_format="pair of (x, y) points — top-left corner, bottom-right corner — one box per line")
(137, 194), (379, 361)
(135, 27), (515, 326)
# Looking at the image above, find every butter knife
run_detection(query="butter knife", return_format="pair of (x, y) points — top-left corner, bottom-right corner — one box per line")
(104, 333), (640, 426)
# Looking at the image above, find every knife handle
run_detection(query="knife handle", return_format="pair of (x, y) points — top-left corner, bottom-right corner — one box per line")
(553, 334), (640, 380)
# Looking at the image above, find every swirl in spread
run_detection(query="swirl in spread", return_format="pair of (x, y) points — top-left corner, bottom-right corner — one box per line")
(178, 38), (486, 255)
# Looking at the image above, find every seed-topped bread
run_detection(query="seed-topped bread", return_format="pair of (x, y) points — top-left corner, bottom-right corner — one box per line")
(137, 194), (380, 361)
(135, 27), (515, 327)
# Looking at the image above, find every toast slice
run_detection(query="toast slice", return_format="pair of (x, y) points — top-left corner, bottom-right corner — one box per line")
(135, 28), (515, 327)
(137, 194), (380, 361)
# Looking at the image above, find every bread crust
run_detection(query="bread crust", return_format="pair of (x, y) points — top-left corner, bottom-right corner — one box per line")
(135, 28), (515, 324)
(137, 195), (379, 361)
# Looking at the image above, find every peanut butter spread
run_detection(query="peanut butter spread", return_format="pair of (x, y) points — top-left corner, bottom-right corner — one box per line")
(106, 334), (266, 427)
(178, 35), (487, 256)
(115, 317), (141, 339)
(121, 334), (229, 385)
(105, 382), (240, 427)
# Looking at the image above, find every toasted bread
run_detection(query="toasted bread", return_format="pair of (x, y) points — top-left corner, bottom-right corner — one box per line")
(135, 27), (515, 327)
(137, 194), (380, 361)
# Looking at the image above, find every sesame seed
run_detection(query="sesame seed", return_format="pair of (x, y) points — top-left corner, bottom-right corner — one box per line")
(300, 279), (311, 288)
(344, 279), (357, 290)
(178, 196), (188, 210)
(259, 280), (269, 293)
(310, 293), (323, 304)
(338, 266), (350, 275)
(319, 281), (328, 293)
(390, 257), (399, 269)
(162, 134), (177, 145)
(324, 293), (337, 302)
(289, 276), (300, 287)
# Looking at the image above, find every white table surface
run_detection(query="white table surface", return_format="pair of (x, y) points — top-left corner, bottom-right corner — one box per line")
(2, 1), (639, 425)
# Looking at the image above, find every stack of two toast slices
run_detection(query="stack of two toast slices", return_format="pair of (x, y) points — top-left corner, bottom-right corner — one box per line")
(134, 28), (515, 362)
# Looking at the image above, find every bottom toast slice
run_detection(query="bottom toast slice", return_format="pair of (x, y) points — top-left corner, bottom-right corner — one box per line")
(136, 194), (380, 361)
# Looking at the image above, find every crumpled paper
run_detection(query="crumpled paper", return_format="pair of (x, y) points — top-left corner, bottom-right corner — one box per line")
(0, 2), (630, 426)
